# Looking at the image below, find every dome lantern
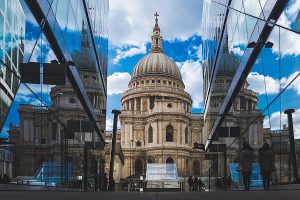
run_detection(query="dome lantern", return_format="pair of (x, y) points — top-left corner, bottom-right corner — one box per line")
(150, 12), (163, 53)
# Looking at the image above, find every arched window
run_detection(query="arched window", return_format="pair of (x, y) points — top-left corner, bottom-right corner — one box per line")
(185, 126), (188, 144)
(166, 124), (173, 142)
(135, 159), (143, 175)
(148, 126), (153, 143)
(193, 160), (200, 176)
(166, 157), (174, 164)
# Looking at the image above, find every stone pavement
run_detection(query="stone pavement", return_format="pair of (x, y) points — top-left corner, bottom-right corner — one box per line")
(1, 184), (299, 200)
(0, 190), (300, 200)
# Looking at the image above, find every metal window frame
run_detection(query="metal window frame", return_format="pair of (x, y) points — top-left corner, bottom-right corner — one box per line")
(205, 0), (289, 150)
(25, 0), (105, 143)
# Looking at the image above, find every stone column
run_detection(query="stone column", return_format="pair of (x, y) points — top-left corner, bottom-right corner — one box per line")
(134, 98), (137, 111)
(177, 123), (180, 145)
(129, 100), (131, 111)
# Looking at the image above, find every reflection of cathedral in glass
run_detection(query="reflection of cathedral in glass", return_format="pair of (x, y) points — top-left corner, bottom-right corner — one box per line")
(70, 21), (106, 132)
(202, 26), (264, 176)
(203, 30), (264, 151)
(8, 0), (109, 179)
(0, 0), (25, 130)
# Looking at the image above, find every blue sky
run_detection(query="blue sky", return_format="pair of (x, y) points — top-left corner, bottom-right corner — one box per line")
(2, 0), (300, 139)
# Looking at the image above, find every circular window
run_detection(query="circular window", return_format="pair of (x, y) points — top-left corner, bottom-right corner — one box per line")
(167, 103), (172, 108)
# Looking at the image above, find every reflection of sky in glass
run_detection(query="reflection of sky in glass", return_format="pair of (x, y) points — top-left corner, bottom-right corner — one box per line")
(1, 0), (109, 138)
(201, 0), (300, 139)
(0, 0), (26, 131)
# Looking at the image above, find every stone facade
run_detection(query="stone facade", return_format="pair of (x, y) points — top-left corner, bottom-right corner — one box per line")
(119, 16), (205, 178)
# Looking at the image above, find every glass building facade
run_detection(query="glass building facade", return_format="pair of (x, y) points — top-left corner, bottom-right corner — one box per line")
(201, 0), (300, 183)
(0, 0), (108, 189)
(0, 0), (25, 130)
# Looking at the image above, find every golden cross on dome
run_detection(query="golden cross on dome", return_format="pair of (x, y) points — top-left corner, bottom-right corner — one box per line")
(154, 12), (159, 23)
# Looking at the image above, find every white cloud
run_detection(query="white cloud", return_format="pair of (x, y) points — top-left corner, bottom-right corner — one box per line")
(24, 38), (57, 63)
(269, 25), (300, 56)
(109, 0), (203, 47)
(285, 0), (300, 21)
(264, 109), (300, 139)
(281, 71), (300, 94)
(247, 72), (280, 95)
(107, 72), (131, 95)
(231, 46), (244, 57)
(113, 45), (146, 64)
(203, 0), (300, 57)
(106, 118), (114, 131)
(24, 39), (41, 62)
(14, 84), (53, 106)
(106, 116), (121, 131)
(177, 60), (203, 109)
(268, 1), (300, 56)
(263, 111), (287, 130)
(194, 44), (203, 61)
(17, 84), (53, 96)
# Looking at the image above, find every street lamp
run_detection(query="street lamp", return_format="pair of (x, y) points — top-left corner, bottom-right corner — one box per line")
(284, 109), (299, 183)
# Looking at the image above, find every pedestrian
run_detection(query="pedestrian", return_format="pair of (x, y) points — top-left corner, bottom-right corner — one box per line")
(216, 177), (221, 190)
(198, 177), (205, 191)
(222, 177), (226, 190)
(0, 174), (3, 184)
(258, 143), (275, 191)
(109, 178), (115, 191)
(102, 173), (108, 191)
(194, 176), (199, 191)
(188, 176), (193, 191)
(239, 141), (254, 191)
(227, 176), (232, 189)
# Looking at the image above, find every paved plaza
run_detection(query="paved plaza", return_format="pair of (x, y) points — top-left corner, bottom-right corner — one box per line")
(1, 184), (300, 200)
(1, 190), (300, 200)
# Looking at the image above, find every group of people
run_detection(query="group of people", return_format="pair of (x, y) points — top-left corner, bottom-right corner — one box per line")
(188, 176), (205, 191)
(238, 142), (275, 191)
(215, 176), (231, 190)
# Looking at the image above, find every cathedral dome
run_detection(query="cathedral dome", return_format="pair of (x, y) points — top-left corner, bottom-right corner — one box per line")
(217, 50), (239, 74)
(132, 52), (182, 80)
(131, 12), (182, 81)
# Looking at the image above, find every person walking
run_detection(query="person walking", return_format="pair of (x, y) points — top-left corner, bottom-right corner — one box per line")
(258, 143), (275, 191)
(198, 177), (205, 191)
(227, 176), (232, 189)
(109, 178), (115, 191)
(102, 173), (108, 191)
(188, 176), (193, 191)
(239, 142), (254, 191)
(194, 176), (199, 191)
(216, 177), (221, 191)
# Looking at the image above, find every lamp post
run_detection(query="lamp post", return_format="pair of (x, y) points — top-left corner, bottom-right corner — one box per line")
(284, 109), (299, 183)
(109, 109), (121, 190)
